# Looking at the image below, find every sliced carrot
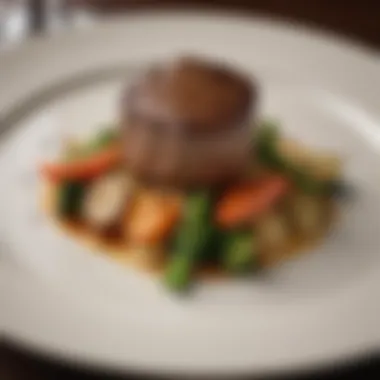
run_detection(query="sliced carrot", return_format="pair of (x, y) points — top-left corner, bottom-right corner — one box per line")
(40, 144), (122, 182)
(125, 191), (182, 246)
(215, 175), (290, 228)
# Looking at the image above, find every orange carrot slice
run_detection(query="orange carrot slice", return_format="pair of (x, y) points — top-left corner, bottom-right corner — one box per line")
(40, 145), (122, 182)
(215, 175), (290, 228)
(125, 191), (182, 246)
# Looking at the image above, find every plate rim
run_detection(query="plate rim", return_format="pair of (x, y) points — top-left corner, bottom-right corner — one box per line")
(1, 10), (379, 376)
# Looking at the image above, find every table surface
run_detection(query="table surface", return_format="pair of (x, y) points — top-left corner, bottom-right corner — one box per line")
(1, 342), (379, 380)
(2, 1), (380, 379)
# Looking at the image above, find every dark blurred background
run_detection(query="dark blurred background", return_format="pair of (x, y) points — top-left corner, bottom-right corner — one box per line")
(1, 0), (380, 379)
(24, 0), (380, 49)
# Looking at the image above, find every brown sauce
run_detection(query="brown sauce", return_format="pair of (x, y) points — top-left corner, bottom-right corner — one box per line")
(41, 182), (336, 280)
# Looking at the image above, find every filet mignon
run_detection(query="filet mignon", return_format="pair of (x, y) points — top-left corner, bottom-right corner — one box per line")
(121, 56), (257, 188)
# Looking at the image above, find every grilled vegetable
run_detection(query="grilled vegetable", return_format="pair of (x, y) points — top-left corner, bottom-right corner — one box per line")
(288, 194), (325, 237)
(90, 128), (118, 151)
(222, 231), (257, 273)
(57, 181), (86, 219)
(215, 175), (290, 228)
(64, 127), (118, 161)
(277, 139), (342, 182)
(256, 212), (289, 252)
(255, 121), (342, 195)
(82, 171), (133, 230)
(255, 119), (281, 167)
(41, 144), (122, 182)
(125, 190), (181, 246)
(164, 192), (212, 292)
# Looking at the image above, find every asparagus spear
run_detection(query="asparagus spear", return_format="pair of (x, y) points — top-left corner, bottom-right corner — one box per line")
(164, 192), (212, 292)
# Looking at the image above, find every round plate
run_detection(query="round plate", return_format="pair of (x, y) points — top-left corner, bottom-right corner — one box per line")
(1, 11), (380, 377)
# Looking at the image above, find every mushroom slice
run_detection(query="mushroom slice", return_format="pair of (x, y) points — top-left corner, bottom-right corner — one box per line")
(256, 211), (289, 253)
(83, 171), (133, 230)
(289, 194), (326, 237)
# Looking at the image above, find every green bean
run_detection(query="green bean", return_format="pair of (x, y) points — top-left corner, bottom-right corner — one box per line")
(57, 181), (86, 219)
(255, 120), (335, 195)
(222, 231), (258, 274)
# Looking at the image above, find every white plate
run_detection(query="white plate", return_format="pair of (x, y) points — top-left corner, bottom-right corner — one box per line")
(1, 11), (380, 377)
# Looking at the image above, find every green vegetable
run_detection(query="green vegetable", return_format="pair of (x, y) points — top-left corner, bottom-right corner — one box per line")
(200, 223), (225, 264)
(289, 167), (329, 194)
(255, 121), (333, 195)
(166, 205), (223, 265)
(222, 231), (257, 273)
(288, 194), (324, 237)
(89, 128), (118, 152)
(57, 181), (86, 218)
(255, 119), (282, 168)
(65, 126), (118, 161)
(164, 192), (213, 292)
